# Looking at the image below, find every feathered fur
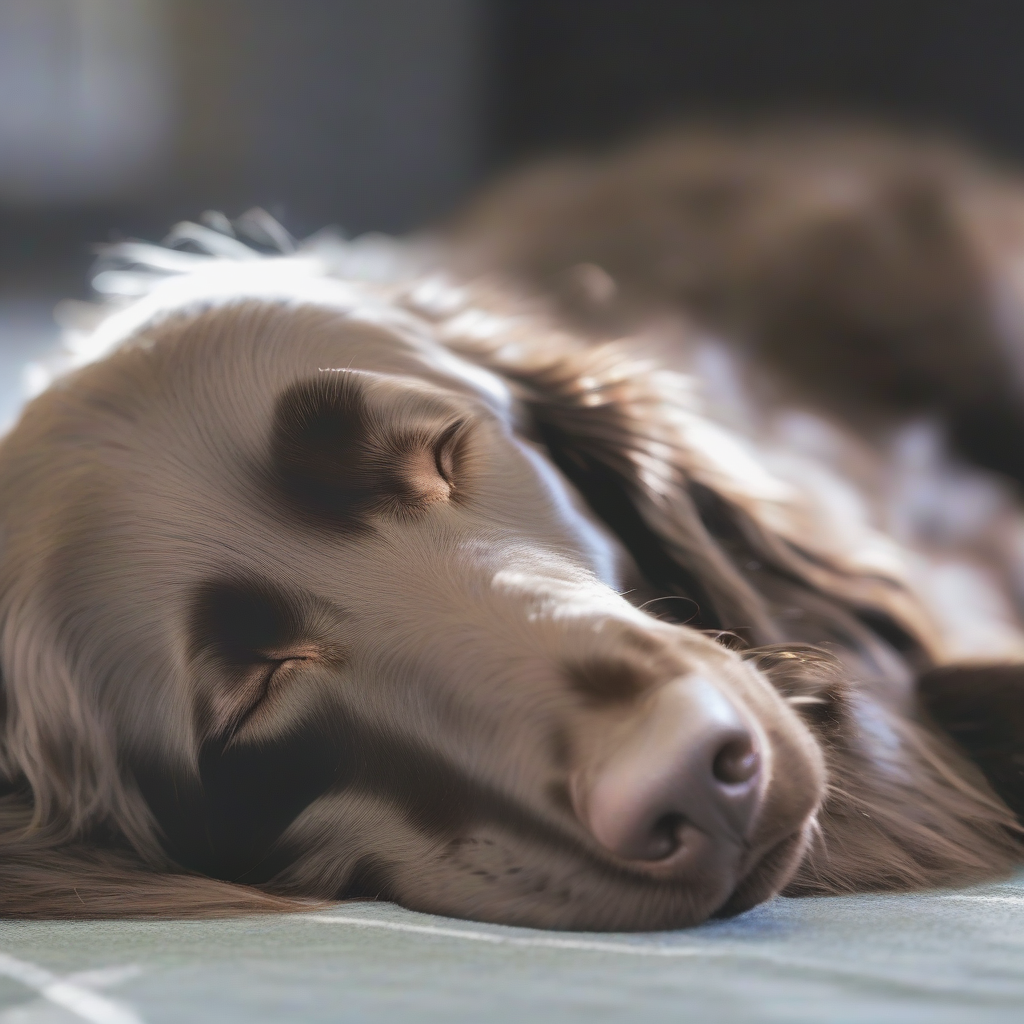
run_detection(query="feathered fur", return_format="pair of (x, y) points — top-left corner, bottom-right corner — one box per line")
(1, 129), (1024, 924)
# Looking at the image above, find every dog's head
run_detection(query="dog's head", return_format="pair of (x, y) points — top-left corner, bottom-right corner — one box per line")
(0, 260), (839, 929)
(1, 248), (1018, 928)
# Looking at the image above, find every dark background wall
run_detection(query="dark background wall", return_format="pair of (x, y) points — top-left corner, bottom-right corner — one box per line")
(6, 0), (1024, 303)
(487, 0), (1024, 167)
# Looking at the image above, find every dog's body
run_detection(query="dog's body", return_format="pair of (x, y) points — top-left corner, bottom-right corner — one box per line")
(2, 128), (1024, 928)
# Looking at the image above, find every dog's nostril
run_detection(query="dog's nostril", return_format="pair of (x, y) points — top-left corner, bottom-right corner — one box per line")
(581, 678), (766, 868)
(649, 812), (686, 860)
(712, 736), (761, 786)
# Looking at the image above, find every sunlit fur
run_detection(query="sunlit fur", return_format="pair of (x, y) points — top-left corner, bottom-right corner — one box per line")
(2, 130), (1024, 924)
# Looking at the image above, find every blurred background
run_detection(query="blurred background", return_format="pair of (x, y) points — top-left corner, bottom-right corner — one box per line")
(4, 0), (1024, 418)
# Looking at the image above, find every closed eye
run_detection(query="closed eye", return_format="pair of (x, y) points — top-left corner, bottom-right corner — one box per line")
(434, 418), (467, 488)
(251, 644), (320, 683)
(216, 651), (314, 741)
(190, 577), (348, 742)
(255, 652), (312, 678)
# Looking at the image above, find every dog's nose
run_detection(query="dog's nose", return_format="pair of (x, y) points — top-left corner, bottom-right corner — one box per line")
(580, 677), (763, 866)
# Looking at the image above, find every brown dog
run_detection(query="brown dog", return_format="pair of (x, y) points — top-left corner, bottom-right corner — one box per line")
(0, 129), (1022, 928)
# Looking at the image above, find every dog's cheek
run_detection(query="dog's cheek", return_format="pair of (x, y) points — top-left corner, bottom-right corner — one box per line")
(383, 825), (609, 928)
(272, 788), (474, 899)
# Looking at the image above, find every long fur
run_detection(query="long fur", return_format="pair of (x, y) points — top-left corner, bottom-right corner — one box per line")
(1, 130), (1024, 921)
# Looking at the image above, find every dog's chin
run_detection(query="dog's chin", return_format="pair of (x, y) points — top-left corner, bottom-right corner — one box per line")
(587, 821), (817, 932)
(712, 824), (815, 920)
(421, 827), (815, 934)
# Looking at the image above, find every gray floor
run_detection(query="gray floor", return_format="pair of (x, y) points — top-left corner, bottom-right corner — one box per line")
(0, 875), (1023, 1024)
(1, 306), (1022, 1022)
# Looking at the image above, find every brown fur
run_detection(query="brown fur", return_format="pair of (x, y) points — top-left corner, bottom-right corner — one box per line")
(1, 130), (1024, 926)
(433, 299), (1024, 901)
(450, 124), (1024, 483)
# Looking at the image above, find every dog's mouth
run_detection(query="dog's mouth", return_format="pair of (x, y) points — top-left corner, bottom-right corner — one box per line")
(376, 803), (818, 933)
(564, 797), (819, 930)
(712, 820), (817, 919)
(408, 713), (822, 932)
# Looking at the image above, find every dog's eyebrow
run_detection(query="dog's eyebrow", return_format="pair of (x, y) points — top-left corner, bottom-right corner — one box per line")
(564, 658), (655, 704)
(189, 575), (306, 663)
(269, 373), (379, 529)
(267, 374), (461, 528)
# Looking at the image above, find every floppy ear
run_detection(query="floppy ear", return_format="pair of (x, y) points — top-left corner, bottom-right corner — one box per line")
(918, 663), (1024, 819)
(516, 346), (768, 638)
(0, 636), (316, 918)
(436, 301), (935, 665)
(0, 834), (313, 919)
(454, 329), (792, 641)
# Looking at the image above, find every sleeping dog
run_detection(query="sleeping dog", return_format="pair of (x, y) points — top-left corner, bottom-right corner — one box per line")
(0, 128), (1023, 928)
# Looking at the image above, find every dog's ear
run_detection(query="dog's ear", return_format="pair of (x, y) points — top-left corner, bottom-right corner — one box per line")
(506, 342), (782, 639)
(0, 628), (316, 918)
(0, 820), (314, 918)
(472, 333), (932, 664)
(918, 663), (1024, 819)
(432, 290), (934, 662)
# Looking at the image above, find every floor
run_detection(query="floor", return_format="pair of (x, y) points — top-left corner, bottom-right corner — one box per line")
(0, 875), (1023, 1024)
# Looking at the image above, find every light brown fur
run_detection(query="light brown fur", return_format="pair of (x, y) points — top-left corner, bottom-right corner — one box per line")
(2, 130), (1024, 925)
